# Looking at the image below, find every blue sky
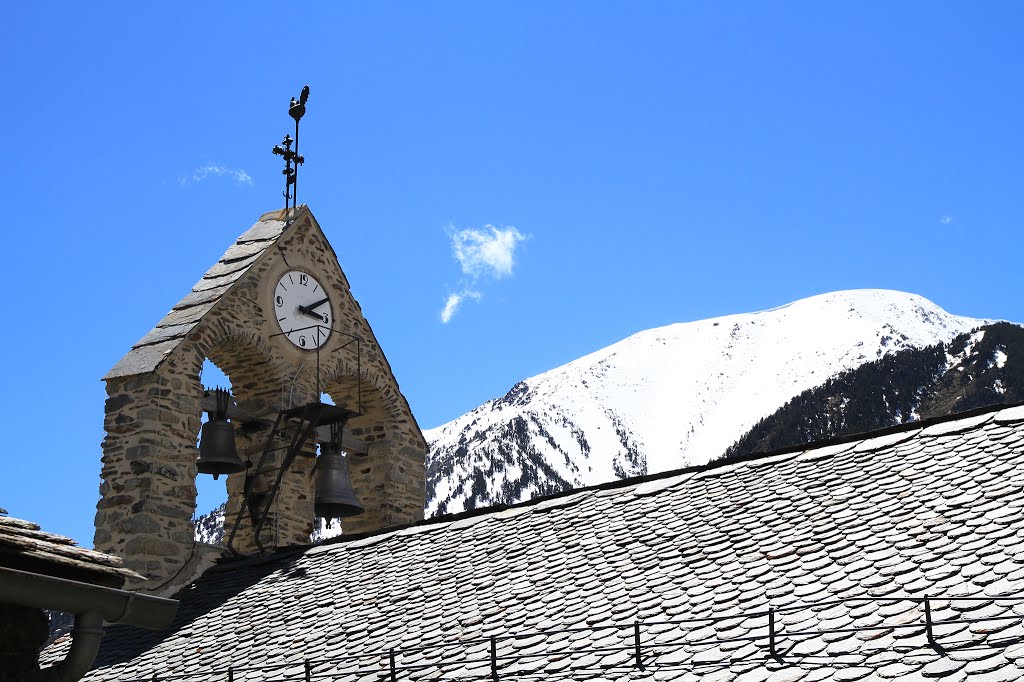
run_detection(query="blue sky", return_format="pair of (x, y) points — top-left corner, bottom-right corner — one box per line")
(2, 3), (1022, 546)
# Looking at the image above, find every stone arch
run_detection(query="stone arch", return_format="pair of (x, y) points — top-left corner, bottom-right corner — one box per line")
(189, 328), (291, 417)
(321, 359), (425, 534)
(322, 358), (407, 423)
(186, 328), (328, 554)
(188, 330), (298, 544)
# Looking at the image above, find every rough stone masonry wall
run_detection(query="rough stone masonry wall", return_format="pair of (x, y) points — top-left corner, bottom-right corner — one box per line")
(96, 210), (426, 589)
(97, 366), (202, 585)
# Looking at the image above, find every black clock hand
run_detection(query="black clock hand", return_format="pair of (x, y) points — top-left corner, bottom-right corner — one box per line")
(305, 297), (330, 310)
(297, 305), (327, 321)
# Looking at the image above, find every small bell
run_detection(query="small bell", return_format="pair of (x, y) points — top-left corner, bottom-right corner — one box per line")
(197, 388), (244, 480)
(315, 438), (364, 524)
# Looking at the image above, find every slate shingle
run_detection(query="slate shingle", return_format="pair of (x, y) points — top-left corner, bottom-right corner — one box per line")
(42, 403), (1024, 681)
(0, 513), (142, 587)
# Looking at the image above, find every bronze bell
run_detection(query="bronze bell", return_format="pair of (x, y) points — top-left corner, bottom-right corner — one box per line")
(315, 445), (364, 524)
(196, 388), (245, 480)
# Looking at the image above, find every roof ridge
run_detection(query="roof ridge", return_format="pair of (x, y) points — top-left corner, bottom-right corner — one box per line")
(207, 399), (1024, 572)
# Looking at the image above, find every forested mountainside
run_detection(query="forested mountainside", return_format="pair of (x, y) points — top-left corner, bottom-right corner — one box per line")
(725, 322), (1023, 459)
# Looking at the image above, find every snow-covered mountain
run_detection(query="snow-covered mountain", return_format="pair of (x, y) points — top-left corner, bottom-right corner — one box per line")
(426, 290), (989, 516)
(193, 503), (343, 545)
(194, 503), (225, 544)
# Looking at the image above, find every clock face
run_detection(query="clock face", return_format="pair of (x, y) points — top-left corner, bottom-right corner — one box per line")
(273, 271), (333, 350)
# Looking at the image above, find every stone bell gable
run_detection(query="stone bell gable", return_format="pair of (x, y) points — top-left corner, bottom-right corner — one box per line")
(97, 207), (426, 592)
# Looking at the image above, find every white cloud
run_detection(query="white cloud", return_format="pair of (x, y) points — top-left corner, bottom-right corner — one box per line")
(440, 290), (482, 324)
(451, 226), (527, 279)
(180, 164), (254, 187)
(438, 224), (528, 323)
(940, 216), (953, 225)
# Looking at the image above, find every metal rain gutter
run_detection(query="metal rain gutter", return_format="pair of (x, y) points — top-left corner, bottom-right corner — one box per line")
(0, 566), (178, 681)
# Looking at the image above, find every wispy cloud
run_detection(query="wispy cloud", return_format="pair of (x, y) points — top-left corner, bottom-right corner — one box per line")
(940, 215), (953, 225)
(440, 224), (528, 324)
(440, 290), (482, 324)
(179, 164), (254, 187)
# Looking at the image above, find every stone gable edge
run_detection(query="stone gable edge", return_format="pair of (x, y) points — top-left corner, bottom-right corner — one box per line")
(102, 208), (292, 381)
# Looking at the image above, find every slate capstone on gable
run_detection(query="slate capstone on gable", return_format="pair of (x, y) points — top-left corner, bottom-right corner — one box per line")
(62, 403), (1024, 681)
(0, 515), (143, 589)
(104, 211), (290, 378)
(97, 207), (427, 593)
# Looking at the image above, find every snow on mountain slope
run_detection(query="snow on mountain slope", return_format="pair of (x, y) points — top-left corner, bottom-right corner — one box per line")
(193, 502), (344, 545)
(425, 290), (988, 516)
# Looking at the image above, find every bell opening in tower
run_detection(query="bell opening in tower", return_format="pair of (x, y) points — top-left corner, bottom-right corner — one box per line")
(194, 358), (233, 545)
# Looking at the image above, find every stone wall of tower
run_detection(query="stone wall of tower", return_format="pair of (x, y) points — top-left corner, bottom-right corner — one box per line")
(95, 209), (426, 592)
(96, 367), (201, 584)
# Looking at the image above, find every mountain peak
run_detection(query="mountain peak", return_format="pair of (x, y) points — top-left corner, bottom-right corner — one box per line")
(426, 290), (987, 516)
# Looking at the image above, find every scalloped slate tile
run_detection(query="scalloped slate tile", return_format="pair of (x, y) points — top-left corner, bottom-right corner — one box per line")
(48, 406), (1024, 681)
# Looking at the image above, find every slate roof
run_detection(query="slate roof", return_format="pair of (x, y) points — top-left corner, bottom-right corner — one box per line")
(104, 209), (289, 380)
(56, 403), (1024, 681)
(0, 512), (143, 588)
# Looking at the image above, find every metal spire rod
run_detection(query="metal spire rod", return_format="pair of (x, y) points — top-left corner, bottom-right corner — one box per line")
(272, 85), (310, 215)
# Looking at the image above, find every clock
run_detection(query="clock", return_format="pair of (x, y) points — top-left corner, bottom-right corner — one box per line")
(273, 270), (333, 349)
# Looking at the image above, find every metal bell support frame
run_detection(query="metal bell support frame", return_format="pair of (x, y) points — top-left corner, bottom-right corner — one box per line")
(197, 388), (245, 480)
(315, 423), (364, 524)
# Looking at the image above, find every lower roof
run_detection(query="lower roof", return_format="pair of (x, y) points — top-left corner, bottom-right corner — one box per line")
(53, 402), (1024, 681)
(0, 513), (141, 588)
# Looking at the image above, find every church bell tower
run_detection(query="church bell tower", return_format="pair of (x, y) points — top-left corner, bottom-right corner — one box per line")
(95, 206), (427, 593)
